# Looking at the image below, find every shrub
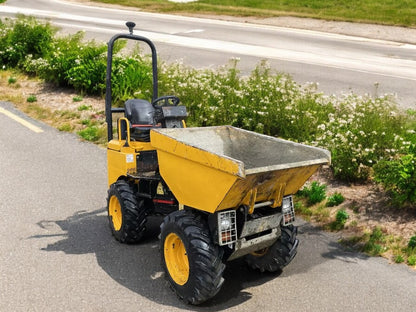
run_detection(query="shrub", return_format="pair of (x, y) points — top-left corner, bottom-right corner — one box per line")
(159, 60), (412, 182)
(159, 60), (335, 140)
(335, 209), (349, 224)
(408, 255), (416, 266)
(77, 104), (91, 111)
(394, 255), (405, 263)
(0, 16), (55, 68)
(23, 31), (112, 94)
(8, 76), (17, 84)
(26, 95), (37, 102)
(77, 125), (106, 143)
(326, 192), (345, 207)
(374, 144), (416, 206)
(362, 227), (387, 256)
(110, 54), (153, 106)
(409, 235), (416, 249)
(313, 94), (407, 181)
(58, 123), (72, 132)
(329, 208), (349, 230)
(298, 181), (327, 205)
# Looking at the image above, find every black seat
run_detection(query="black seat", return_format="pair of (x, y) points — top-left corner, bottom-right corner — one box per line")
(124, 99), (157, 142)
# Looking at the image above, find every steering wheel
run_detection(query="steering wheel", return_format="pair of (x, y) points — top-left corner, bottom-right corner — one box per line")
(152, 95), (180, 108)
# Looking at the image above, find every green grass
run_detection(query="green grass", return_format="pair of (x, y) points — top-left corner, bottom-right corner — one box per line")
(297, 181), (326, 205)
(91, 0), (416, 27)
(73, 96), (84, 102)
(329, 209), (349, 231)
(326, 192), (345, 207)
(26, 95), (37, 103)
(8, 76), (17, 84)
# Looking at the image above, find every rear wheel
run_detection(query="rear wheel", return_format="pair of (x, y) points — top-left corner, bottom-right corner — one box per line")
(107, 180), (147, 243)
(245, 224), (299, 272)
(160, 210), (225, 305)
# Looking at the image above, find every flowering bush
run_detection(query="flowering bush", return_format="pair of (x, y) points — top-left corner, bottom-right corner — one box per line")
(23, 29), (152, 101)
(23, 31), (108, 91)
(311, 94), (409, 181)
(0, 16), (54, 68)
(159, 59), (335, 143)
(159, 60), (414, 182)
(110, 54), (153, 105)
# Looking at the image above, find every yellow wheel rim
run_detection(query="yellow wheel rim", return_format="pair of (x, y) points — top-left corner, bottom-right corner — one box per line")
(164, 233), (189, 286)
(251, 247), (269, 257)
(109, 195), (122, 231)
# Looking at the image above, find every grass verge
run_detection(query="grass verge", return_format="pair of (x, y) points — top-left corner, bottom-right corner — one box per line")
(90, 0), (416, 27)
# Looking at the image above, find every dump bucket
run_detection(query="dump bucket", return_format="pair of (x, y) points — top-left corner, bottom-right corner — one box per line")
(151, 126), (330, 213)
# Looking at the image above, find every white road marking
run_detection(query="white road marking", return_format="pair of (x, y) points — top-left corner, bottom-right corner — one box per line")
(181, 29), (205, 34)
(0, 107), (44, 133)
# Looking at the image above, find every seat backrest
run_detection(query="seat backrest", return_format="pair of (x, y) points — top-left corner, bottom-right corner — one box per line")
(125, 99), (155, 126)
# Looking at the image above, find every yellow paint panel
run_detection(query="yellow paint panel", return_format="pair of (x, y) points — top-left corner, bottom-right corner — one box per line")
(157, 150), (238, 213)
(217, 165), (320, 211)
(107, 138), (156, 186)
(107, 148), (136, 186)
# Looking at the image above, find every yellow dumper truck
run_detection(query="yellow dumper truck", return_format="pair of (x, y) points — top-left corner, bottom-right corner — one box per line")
(105, 23), (331, 305)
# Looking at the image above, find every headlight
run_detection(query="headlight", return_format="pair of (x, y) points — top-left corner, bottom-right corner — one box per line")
(217, 210), (237, 246)
(220, 218), (232, 231)
(282, 196), (293, 213)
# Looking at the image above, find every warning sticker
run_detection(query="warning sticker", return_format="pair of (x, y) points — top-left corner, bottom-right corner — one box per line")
(126, 154), (134, 163)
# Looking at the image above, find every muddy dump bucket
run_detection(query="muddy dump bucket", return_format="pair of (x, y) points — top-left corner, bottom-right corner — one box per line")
(151, 126), (330, 213)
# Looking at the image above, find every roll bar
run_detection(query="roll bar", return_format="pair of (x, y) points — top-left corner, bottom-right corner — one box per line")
(105, 22), (158, 141)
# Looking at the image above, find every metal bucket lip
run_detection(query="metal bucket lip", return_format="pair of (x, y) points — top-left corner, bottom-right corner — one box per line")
(244, 158), (331, 175)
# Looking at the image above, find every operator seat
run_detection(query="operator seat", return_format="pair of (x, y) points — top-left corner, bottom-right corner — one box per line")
(124, 99), (158, 142)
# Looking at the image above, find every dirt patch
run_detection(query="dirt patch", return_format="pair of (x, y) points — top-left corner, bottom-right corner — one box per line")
(312, 166), (416, 241)
(0, 74), (104, 112)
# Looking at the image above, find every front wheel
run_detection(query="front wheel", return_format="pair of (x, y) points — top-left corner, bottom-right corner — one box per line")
(160, 210), (225, 305)
(245, 224), (299, 272)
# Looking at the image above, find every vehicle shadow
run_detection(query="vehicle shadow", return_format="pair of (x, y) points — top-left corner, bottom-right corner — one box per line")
(31, 208), (367, 310)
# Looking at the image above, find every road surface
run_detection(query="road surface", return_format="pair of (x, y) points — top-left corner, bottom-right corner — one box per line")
(1, 101), (416, 311)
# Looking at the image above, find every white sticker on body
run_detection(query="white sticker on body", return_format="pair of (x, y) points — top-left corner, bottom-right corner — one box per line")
(126, 154), (134, 163)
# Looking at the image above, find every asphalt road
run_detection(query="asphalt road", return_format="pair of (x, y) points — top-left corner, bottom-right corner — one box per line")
(1, 101), (416, 311)
(1, 0), (416, 108)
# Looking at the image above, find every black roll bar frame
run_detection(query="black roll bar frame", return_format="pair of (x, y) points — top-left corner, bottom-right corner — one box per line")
(105, 22), (158, 141)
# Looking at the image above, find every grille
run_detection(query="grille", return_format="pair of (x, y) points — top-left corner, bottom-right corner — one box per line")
(282, 196), (295, 226)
